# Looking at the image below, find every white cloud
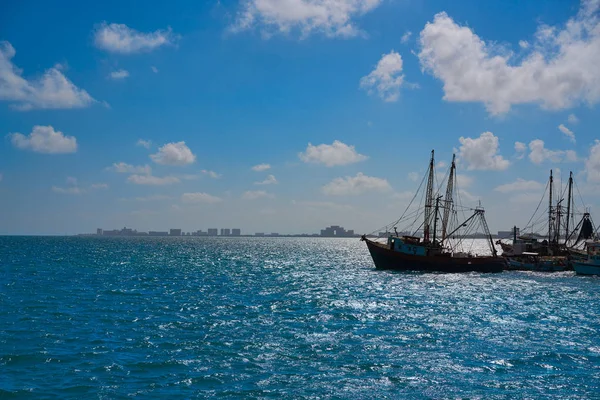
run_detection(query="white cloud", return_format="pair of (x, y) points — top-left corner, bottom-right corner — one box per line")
(568, 113), (579, 124)
(408, 172), (419, 182)
(585, 140), (600, 182)
(252, 163), (271, 171)
(107, 162), (152, 174)
(514, 141), (527, 160)
(121, 194), (174, 202)
(232, 0), (383, 38)
(558, 124), (576, 142)
(181, 192), (223, 204)
(0, 42), (95, 110)
(392, 191), (414, 200)
(456, 174), (473, 188)
(201, 170), (221, 179)
(52, 186), (84, 195)
(91, 183), (109, 190)
(150, 141), (196, 165)
(401, 31), (412, 44)
(494, 178), (544, 193)
(418, 3), (600, 115)
(255, 174), (278, 185)
(94, 22), (177, 54)
(109, 69), (129, 80)
(10, 125), (77, 154)
(528, 139), (577, 164)
(518, 40), (529, 49)
(360, 51), (404, 102)
(457, 132), (509, 170)
(322, 172), (391, 195)
(242, 190), (274, 200)
(299, 140), (367, 166)
(151, 66), (159, 73)
(136, 139), (152, 149)
(127, 174), (180, 185)
(509, 193), (544, 204)
(52, 177), (84, 194)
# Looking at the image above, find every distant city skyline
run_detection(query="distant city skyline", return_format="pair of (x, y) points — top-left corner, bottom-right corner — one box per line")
(1, 0), (599, 235)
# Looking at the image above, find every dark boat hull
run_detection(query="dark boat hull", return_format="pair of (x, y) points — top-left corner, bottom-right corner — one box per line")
(364, 239), (505, 273)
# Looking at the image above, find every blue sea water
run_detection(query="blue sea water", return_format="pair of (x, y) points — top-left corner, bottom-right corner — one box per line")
(1, 236), (599, 399)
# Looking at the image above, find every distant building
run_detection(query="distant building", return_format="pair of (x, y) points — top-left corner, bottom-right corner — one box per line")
(255, 232), (265, 237)
(149, 231), (169, 236)
(96, 228), (103, 236)
(320, 225), (356, 237)
(193, 230), (208, 236)
(498, 227), (520, 238)
(208, 229), (218, 236)
(221, 228), (231, 236)
(170, 229), (182, 236)
(269, 233), (280, 237)
(232, 229), (241, 236)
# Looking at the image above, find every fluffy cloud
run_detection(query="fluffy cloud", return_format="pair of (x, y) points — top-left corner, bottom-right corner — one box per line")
(150, 141), (196, 165)
(0, 42), (94, 110)
(150, 66), (159, 73)
(181, 192), (222, 204)
(418, 2), (600, 115)
(52, 186), (84, 195)
(255, 174), (278, 185)
(52, 177), (84, 194)
(457, 132), (509, 170)
(360, 50), (405, 102)
(94, 22), (177, 54)
(136, 139), (152, 149)
(242, 190), (273, 200)
(585, 140), (600, 182)
(299, 140), (367, 166)
(494, 178), (544, 193)
(232, 0), (383, 38)
(558, 124), (576, 143)
(127, 174), (180, 185)
(252, 163), (271, 171)
(322, 172), (391, 195)
(201, 170), (221, 179)
(401, 31), (412, 44)
(515, 141), (527, 159)
(528, 139), (577, 164)
(568, 113), (579, 124)
(109, 69), (129, 80)
(91, 183), (109, 190)
(107, 162), (152, 174)
(10, 125), (77, 154)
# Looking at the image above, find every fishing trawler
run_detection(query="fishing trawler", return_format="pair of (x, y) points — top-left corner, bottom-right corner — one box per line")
(361, 151), (506, 273)
(573, 242), (600, 275)
(499, 170), (596, 271)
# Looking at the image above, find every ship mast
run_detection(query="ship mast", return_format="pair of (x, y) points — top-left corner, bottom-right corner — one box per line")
(565, 171), (573, 245)
(441, 154), (456, 243)
(548, 170), (553, 248)
(423, 150), (435, 243)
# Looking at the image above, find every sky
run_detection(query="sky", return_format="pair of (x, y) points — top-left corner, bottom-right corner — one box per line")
(1, 0), (600, 235)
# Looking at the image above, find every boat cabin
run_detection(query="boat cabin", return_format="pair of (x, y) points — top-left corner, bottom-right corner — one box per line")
(388, 236), (427, 256)
(586, 242), (600, 264)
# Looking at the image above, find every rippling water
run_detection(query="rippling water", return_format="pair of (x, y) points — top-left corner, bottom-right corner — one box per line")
(1, 237), (599, 398)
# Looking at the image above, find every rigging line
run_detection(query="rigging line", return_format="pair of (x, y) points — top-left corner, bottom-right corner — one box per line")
(368, 167), (430, 236)
(574, 180), (587, 213)
(522, 179), (550, 233)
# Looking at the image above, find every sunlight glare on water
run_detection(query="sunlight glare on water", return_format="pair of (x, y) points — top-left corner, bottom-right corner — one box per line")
(1, 237), (599, 398)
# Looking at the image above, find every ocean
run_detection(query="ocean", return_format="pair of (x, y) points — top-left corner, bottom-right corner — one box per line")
(1, 236), (599, 399)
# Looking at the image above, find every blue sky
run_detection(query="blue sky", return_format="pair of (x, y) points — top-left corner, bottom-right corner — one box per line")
(1, 0), (599, 235)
